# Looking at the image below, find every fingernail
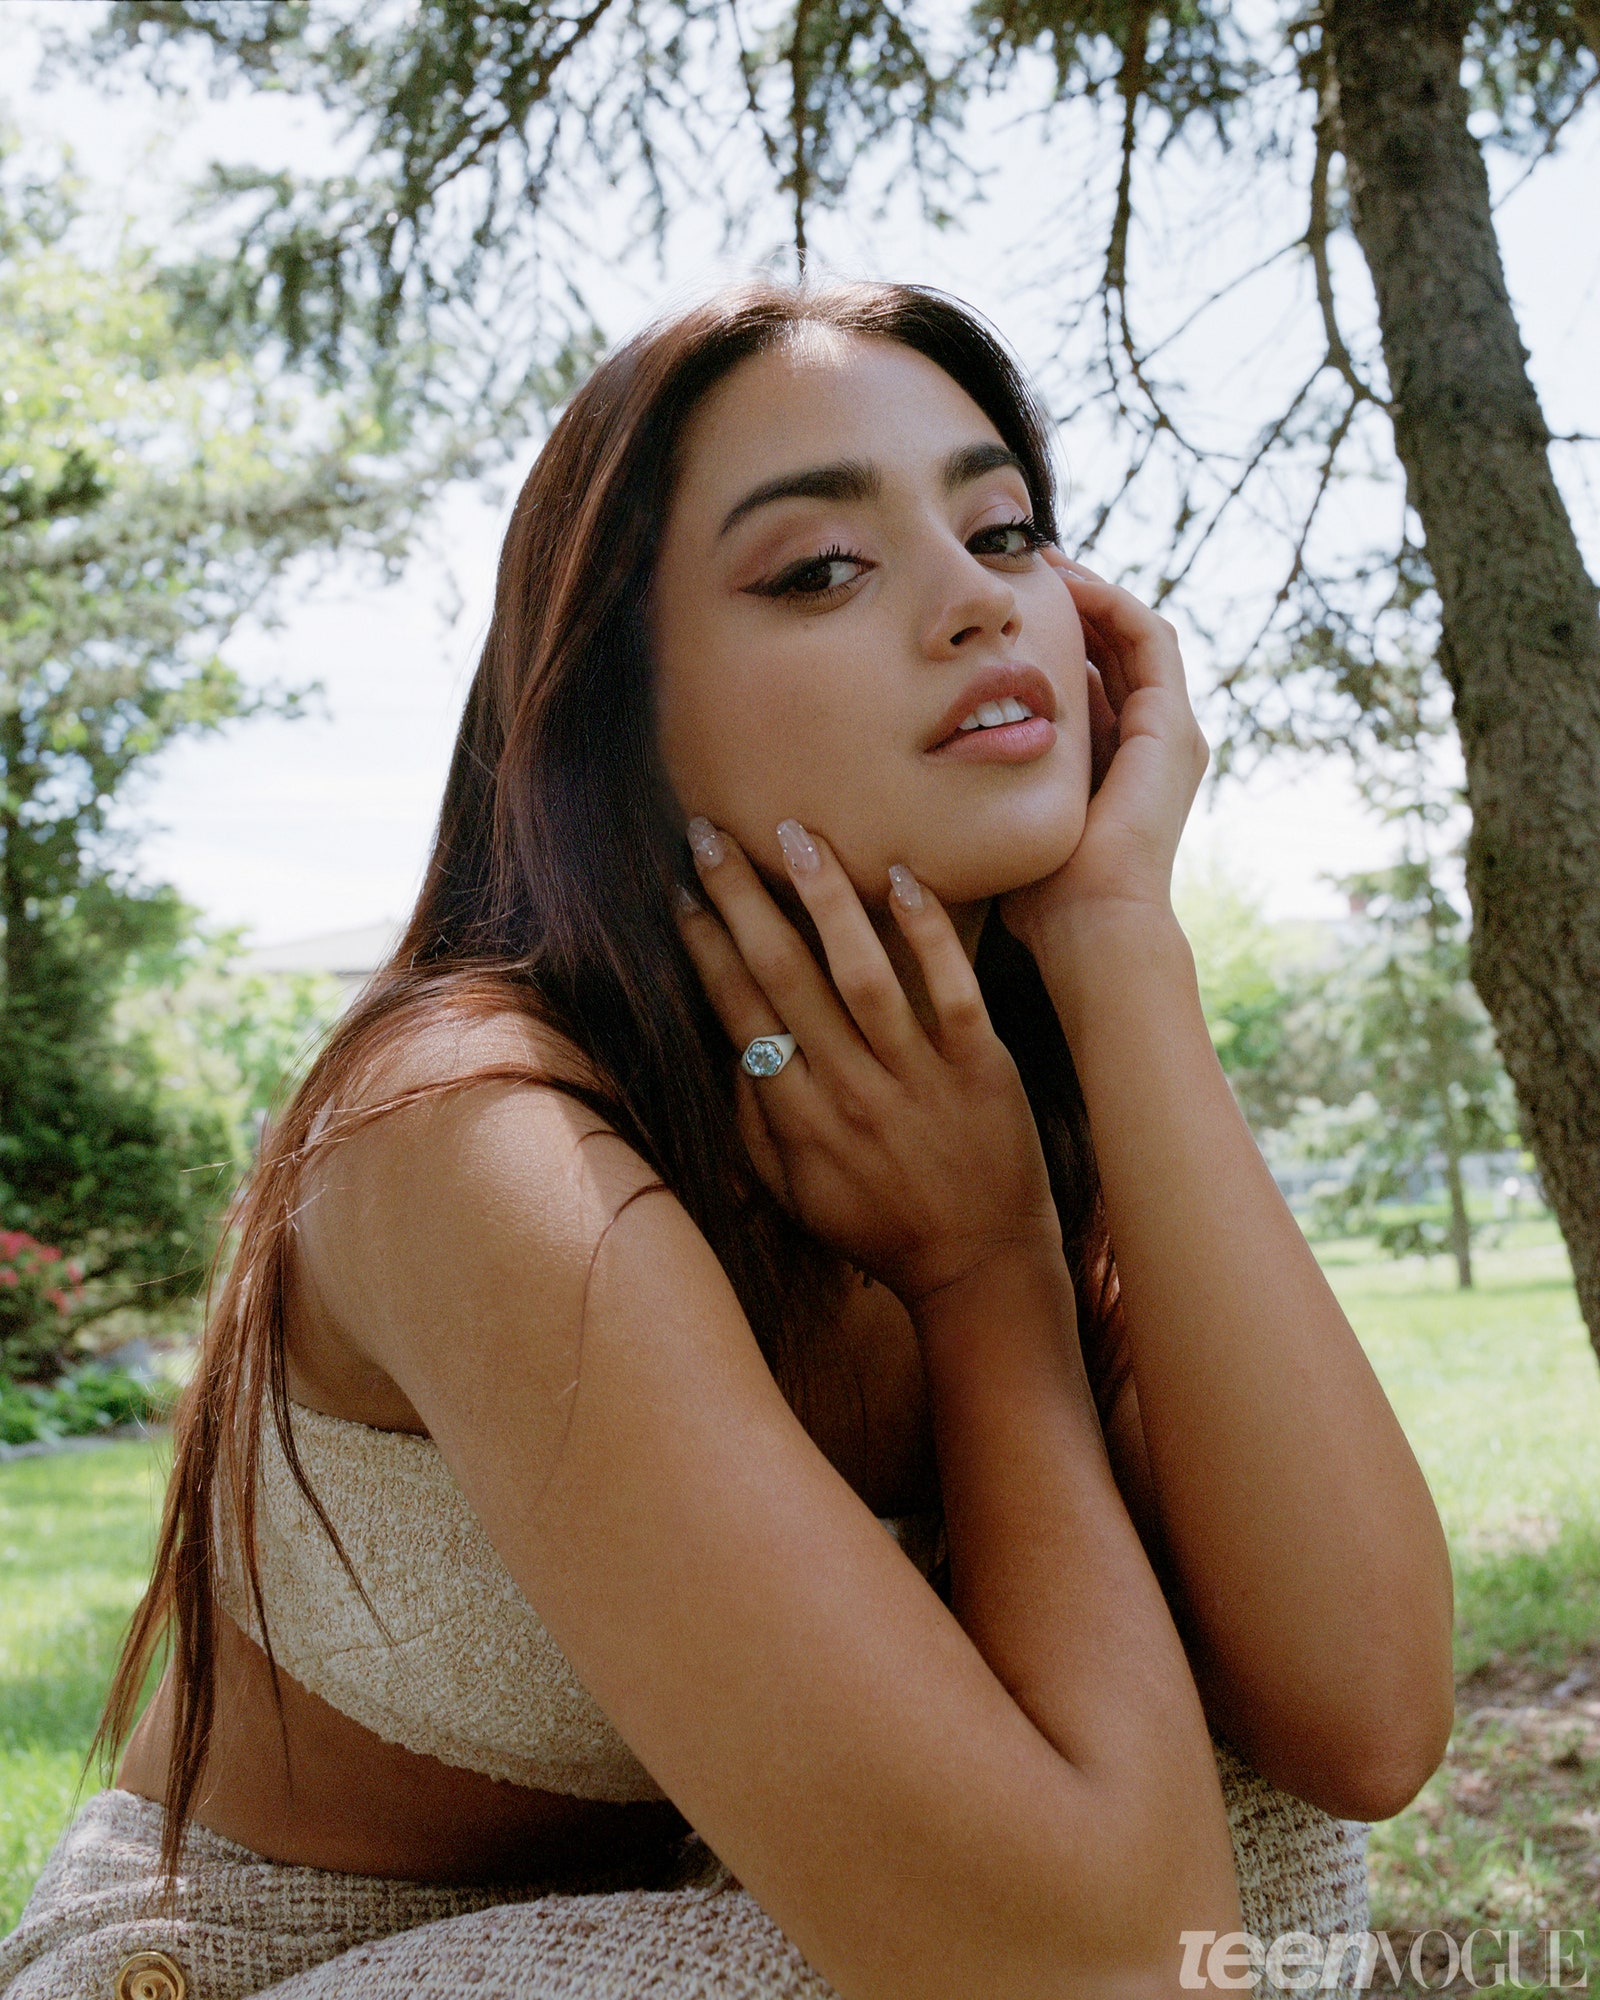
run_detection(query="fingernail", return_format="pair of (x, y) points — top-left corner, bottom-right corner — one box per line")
(686, 816), (724, 867)
(888, 863), (923, 911)
(674, 882), (701, 913)
(776, 819), (819, 875)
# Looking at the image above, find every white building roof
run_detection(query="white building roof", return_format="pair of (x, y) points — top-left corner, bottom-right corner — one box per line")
(247, 921), (403, 985)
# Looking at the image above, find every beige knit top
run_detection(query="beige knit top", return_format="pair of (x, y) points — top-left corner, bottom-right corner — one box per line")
(216, 1401), (945, 1802)
(214, 1401), (1371, 1947)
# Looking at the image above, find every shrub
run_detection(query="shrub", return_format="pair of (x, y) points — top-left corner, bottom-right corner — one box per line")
(0, 1232), (85, 1383)
(0, 1365), (175, 1449)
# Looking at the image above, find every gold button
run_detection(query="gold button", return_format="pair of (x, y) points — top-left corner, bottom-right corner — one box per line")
(114, 1950), (187, 2000)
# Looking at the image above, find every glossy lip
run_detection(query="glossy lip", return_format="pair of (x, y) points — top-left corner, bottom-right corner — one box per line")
(923, 662), (1059, 754)
(929, 714), (1056, 763)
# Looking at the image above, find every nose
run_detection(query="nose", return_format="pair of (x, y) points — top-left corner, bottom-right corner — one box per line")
(919, 540), (1022, 658)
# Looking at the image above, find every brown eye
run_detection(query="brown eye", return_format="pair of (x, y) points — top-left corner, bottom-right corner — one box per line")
(969, 520), (1044, 561)
(749, 546), (871, 602)
(788, 556), (861, 596)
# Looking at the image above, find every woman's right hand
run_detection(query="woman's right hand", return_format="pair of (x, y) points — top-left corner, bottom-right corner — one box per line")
(674, 817), (1061, 1311)
(998, 551), (1209, 964)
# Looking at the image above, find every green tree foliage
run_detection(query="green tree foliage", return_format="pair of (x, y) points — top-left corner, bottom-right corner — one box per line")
(0, 148), (438, 1312)
(1284, 857), (1520, 1289)
(1178, 857), (1523, 1288)
(84, 0), (958, 411)
(114, 924), (345, 1173)
(81, 2), (1596, 631)
(1175, 867), (1321, 1134)
(0, 903), (343, 1381)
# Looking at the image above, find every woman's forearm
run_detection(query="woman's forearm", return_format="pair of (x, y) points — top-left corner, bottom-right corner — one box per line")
(1032, 906), (1455, 1818)
(910, 1245), (1241, 1925)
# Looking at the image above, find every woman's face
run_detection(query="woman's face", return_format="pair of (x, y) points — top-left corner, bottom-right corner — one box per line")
(651, 328), (1092, 918)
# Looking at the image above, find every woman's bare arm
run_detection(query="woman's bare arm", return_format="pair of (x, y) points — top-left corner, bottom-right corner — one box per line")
(1038, 909), (1453, 1820)
(1003, 558), (1456, 1823)
(297, 1009), (1238, 2000)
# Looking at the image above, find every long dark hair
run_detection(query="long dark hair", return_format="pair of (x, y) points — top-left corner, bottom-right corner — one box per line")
(98, 278), (1126, 1877)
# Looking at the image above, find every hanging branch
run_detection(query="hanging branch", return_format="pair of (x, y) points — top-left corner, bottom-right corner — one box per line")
(727, 0), (787, 188)
(1305, 48), (1383, 409)
(1220, 389), (1363, 688)
(787, 0), (819, 268)
(1491, 69), (1600, 209)
(1045, 16), (1404, 761)
(1102, 1), (1167, 428)
(1151, 368), (1322, 604)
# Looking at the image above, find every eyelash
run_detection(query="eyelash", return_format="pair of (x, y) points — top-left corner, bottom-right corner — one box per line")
(752, 517), (1049, 605)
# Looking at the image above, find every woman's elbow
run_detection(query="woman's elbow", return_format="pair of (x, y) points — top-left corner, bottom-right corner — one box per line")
(1227, 1640), (1456, 1823)
(1296, 1668), (1456, 1822)
(1329, 1709), (1454, 1822)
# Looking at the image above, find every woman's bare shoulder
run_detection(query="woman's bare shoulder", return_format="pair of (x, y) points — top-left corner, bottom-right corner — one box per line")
(340, 999), (595, 1106)
(290, 1002), (665, 1399)
(324, 999), (655, 1188)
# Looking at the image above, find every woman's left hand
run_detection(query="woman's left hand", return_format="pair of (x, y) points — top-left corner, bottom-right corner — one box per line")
(998, 551), (1210, 957)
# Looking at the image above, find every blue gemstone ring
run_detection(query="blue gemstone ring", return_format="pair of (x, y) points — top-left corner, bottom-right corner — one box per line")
(739, 1032), (798, 1079)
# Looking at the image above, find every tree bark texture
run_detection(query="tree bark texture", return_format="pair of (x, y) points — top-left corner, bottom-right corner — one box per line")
(1326, 0), (1600, 1359)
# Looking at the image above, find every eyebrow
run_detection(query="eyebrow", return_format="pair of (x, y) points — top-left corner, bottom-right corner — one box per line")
(717, 440), (1028, 538)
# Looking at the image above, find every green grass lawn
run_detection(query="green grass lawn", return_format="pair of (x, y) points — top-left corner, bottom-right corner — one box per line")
(0, 1441), (167, 1932)
(1320, 1221), (1600, 1678)
(3, 1224), (1599, 1962)
(1317, 1222), (1600, 1979)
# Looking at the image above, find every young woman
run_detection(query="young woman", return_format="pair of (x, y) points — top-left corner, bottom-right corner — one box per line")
(1, 280), (1453, 2000)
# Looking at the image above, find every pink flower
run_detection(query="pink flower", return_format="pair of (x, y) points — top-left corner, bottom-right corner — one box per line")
(0, 1270), (16, 1288)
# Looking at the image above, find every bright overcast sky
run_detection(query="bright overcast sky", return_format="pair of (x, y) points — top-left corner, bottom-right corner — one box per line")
(11, 3), (1600, 943)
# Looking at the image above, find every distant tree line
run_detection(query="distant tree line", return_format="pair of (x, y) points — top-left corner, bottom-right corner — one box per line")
(1187, 848), (1522, 1292)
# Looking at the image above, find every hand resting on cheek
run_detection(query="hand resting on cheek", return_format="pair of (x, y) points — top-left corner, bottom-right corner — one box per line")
(999, 550), (1212, 958)
(673, 819), (1062, 1312)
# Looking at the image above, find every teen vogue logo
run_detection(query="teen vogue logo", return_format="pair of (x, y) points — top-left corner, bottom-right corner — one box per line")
(1178, 1926), (1590, 1990)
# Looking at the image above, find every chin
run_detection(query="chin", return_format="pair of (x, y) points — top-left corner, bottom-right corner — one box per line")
(916, 813), (1087, 908)
(919, 854), (1077, 909)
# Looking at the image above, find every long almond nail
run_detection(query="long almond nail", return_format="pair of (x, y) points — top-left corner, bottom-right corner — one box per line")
(686, 817), (724, 867)
(776, 819), (820, 875)
(888, 863), (923, 911)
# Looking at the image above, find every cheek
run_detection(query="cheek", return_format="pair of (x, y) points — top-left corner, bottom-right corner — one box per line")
(1060, 656), (1093, 793)
(1032, 572), (1087, 681)
(1028, 579), (1093, 780)
(654, 610), (866, 832)
(652, 581), (747, 808)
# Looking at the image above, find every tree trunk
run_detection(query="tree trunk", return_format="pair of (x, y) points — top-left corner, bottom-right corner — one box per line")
(1325, 0), (1600, 1360)
(1441, 1139), (1473, 1291)
(0, 705), (26, 1137)
(1427, 1002), (1475, 1289)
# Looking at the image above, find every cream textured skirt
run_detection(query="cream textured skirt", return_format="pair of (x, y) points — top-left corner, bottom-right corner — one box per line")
(2, 1750), (1371, 1999)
